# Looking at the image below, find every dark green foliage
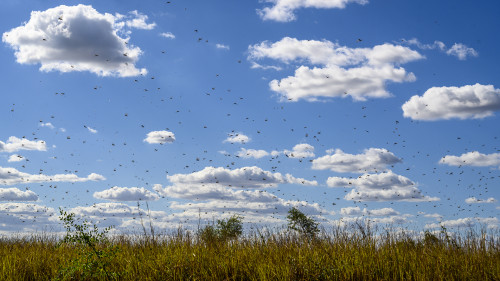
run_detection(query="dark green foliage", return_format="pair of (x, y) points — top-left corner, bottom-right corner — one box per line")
(287, 207), (319, 239)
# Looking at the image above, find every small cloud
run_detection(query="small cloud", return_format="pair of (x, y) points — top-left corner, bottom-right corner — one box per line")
(446, 43), (478, 60)
(465, 197), (497, 204)
(39, 122), (55, 129)
(283, 143), (315, 158)
(0, 166), (105, 185)
(159, 32), (175, 39)
(224, 132), (250, 144)
(94, 186), (160, 201)
(84, 125), (98, 134)
(236, 148), (270, 159)
(216, 43), (230, 50)
(312, 148), (400, 173)
(144, 130), (175, 144)
(7, 154), (24, 163)
(440, 151), (500, 168)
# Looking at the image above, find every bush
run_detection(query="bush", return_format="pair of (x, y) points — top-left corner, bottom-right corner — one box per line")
(287, 207), (319, 239)
(198, 215), (243, 243)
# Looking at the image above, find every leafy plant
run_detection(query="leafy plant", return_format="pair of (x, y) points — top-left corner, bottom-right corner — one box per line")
(56, 208), (119, 280)
(287, 207), (319, 239)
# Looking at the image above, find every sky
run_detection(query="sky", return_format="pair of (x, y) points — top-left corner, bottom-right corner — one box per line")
(0, 0), (499, 235)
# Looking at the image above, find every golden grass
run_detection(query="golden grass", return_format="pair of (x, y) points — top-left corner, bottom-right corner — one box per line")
(1, 226), (499, 280)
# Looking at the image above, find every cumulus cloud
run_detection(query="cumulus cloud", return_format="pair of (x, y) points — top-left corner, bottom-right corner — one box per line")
(159, 32), (175, 39)
(0, 166), (105, 185)
(403, 38), (478, 60)
(439, 151), (500, 168)
(8, 154), (24, 163)
(257, 0), (368, 22)
(164, 166), (317, 189)
(236, 148), (270, 159)
(283, 143), (315, 158)
(144, 130), (175, 144)
(402, 84), (500, 120)
(2, 4), (152, 77)
(0, 188), (38, 201)
(94, 186), (160, 201)
(312, 148), (401, 173)
(0, 137), (47, 153)
(465, 197), (497, 204)
(224, 132), (250, 144)
(425, 217), (499, 229)
(327, 171), (439, 202)
(249, 38), (423, 101)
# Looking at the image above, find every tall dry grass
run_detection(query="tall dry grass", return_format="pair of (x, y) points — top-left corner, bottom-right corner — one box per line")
(1, 225), (499, 280)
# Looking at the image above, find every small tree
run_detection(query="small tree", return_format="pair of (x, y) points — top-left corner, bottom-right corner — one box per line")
(287, 207), (319, 239)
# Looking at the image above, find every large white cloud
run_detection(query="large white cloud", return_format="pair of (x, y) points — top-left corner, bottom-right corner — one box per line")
(249, 38), (423, 101)
(0, 137), (46, 153)
(2, 5), (153, 77)
(164, 166), (317, 189)
(439, 151), (500, 168)
(144, 130), (175, 144)
(0, 166), (105, 185)
(327, 171), (439, 202)
(257, 0), (368, 22)
(94, 186), (160, 201)
(312, 148), (401, 173)
(0, 188), (38, 201)
(0, 203), (58, 233)
(402, 84), (500, 120)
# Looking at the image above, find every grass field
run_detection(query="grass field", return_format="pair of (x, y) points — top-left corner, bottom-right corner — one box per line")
(1, 221), (499, 280)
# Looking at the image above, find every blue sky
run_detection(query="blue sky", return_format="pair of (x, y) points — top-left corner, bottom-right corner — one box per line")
(0, 0), (499, 235)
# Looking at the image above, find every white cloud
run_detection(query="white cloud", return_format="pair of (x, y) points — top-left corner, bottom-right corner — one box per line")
(2, 4), (151, 77)
(144, 130), (175, 144)
(8, 154), (24, 162)
(327, 171), (439, 202)
(250, 61), (282, 71)
(224, 132), (250, 144)
(425, 217), (499, 229)
(39, 122), (55, 129)
(284, 143), (315, 158)
(249, 38), (422, 101)
(403, 39), (477, 60)
(0, 188), (38, 201)
(164, 166), (317, 189)
(216, 43), (230, 50)
(236, 148), (270, 159)
(312, 148), (401, 173)
(159, 32), (175, 39)
(465, 197), (497, 204)
(0, 203), (58, 233)
(0, 137), (47, 153)
(402, 84), (500, 120)
(340, 206), (399, 216)
(439, 151), (500, 168)
(446, 43), (478, 60)
(94, 186), (160, 201)
(0, 166), (105, 185)
(257, 0), (368, 22)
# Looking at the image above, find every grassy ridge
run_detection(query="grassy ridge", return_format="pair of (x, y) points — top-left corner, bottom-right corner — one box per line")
(1, 227), (499, 280)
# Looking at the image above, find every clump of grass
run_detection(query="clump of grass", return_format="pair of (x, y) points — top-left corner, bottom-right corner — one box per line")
(0, 209), (499, 280)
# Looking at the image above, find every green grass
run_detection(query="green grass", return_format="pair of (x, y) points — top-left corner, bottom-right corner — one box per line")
(1, 226), (499, 280)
